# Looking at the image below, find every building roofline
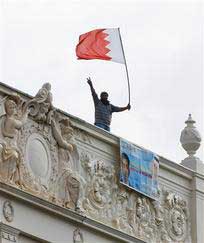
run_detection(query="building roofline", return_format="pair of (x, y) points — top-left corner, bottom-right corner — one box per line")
(0, 81), (197, 179)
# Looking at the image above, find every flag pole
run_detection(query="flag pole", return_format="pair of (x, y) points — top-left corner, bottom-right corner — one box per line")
(118, 28), (131, 105)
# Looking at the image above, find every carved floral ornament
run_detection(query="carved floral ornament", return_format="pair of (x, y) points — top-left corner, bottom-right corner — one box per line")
(0, 84), (191, 243)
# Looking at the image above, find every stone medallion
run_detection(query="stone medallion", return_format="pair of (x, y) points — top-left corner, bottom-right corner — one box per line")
(26, 133), (51, 186)
(167, 207), (187, 241)
(3, 200), (14, 222)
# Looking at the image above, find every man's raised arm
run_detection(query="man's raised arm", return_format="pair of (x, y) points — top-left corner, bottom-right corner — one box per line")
(87, 77), (94, 92)
(111, 103), (131, 112)
(87, 77), (99, 104)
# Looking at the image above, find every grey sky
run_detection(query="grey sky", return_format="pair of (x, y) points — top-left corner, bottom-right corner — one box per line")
(1, 0), (203, 162)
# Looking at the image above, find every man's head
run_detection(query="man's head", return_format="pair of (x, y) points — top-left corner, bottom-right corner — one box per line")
(100, 92), (109, 105)
(122, 153), (130, 173)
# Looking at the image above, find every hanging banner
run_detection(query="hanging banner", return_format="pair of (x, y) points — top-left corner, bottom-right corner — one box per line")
(120, 139), (159, 200)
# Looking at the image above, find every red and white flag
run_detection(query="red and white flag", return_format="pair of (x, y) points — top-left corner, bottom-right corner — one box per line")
(76, 28), (125, 64)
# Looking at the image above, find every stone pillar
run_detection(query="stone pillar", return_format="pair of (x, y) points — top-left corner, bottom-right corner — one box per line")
(180, 114), (204, 243)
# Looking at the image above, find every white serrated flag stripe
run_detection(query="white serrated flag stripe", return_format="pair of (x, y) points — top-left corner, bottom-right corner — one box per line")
(104, 28), (125, 64)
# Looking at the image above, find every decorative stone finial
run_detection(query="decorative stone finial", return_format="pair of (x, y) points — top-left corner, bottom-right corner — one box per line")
(180, 114), (201, 157)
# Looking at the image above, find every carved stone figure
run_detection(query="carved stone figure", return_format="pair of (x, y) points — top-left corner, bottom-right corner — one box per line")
(80, 152), (92, 180)
(87, 162), (107, 208)
(51, 114), (80, 209)
(135, 197), (154, 239)
(27, 82), (54, 124)
(152, 200), (163, 225)
(136, 197), (151, 225)
(52, 116), (74, 163)
(111, 189), (133, 235)
(0, 96), (28, 186)
(81, 161), (114, 220)
(73, 228), (84, 243)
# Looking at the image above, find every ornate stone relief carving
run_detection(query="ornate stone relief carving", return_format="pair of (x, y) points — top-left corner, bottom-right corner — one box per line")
(3, 200), (14, 223)
(73, 228), (84, 243)
(74, 128), (92, 145)
(0, 224), (19, 242)
(18, 119), (58, 198)
(51, 113), (81, 209)
(25, 133), (51, 187)
(163, 191), (189, 242)
(0, 85), (82, 210)
(0, 84), (191, 242)
(78, 152), (191, 242)
(26, 82), (54, 124)
(0, 94), (29, 187)
(1, 231), (17, 242)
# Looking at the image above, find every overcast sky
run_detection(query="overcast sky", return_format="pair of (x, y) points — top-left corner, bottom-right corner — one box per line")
(1, 0), (203, 163)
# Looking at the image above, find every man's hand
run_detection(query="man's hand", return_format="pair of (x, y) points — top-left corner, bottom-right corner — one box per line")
(127, 103), (131, 110)
(87, 77), (95, 94)
(87, 77), (92, 86)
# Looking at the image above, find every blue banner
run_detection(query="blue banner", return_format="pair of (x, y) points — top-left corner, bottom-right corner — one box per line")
(120, 139), (159, 199)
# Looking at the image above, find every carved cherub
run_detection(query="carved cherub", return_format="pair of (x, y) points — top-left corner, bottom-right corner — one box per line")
(0, 96), (28, 186)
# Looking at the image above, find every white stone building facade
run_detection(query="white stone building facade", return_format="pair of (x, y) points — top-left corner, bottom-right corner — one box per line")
(0, 82), (203, 243)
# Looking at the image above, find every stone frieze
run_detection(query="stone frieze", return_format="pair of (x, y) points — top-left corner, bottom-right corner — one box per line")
(0, 84), (191, 242)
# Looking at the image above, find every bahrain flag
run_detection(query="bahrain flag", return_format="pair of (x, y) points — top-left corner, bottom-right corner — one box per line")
(76, 28), (125, 64)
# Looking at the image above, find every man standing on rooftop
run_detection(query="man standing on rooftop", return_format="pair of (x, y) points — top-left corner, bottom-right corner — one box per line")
(87, 77), (131, 132)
